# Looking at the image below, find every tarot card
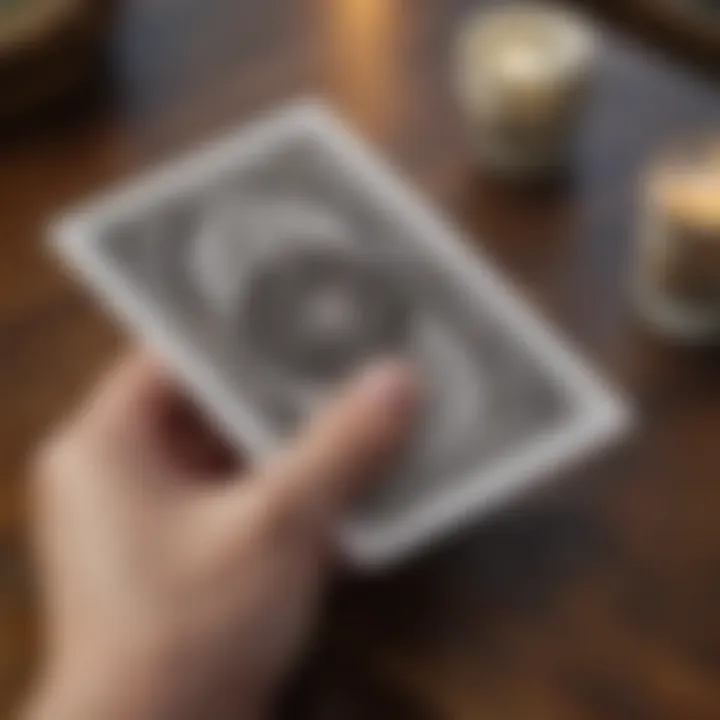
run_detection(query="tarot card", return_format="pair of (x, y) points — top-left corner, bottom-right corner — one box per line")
(52, 100), (631, 567)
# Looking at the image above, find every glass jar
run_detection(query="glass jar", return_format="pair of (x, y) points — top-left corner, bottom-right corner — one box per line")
(636, 138), (720, 341)
(455, 3), (597, 179)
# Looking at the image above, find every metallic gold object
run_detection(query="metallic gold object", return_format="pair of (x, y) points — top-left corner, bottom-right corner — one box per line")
(636, 139), (720, 340)
(455, 3), (597, 179)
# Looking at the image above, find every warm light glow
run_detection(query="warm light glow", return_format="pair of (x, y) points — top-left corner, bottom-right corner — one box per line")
(321, 0), (404, 138)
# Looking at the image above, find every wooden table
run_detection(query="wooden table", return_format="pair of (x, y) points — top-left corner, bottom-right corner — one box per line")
(2, 1), (720, 717)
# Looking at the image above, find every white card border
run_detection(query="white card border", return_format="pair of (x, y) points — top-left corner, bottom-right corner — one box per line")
(52, 99), (632, 569)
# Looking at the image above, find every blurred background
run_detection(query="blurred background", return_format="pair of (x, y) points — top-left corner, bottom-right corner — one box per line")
(2, 0), (720, 717)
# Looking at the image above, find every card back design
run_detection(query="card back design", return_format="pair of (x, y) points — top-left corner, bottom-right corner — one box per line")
(53, 101), (631, 567)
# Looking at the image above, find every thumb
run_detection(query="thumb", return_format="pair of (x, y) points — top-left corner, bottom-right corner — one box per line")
(253, 359), (420, 531)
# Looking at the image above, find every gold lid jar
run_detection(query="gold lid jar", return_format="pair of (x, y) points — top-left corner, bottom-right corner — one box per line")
(455, 3), (597, 179)
(636, 138), (720, 341)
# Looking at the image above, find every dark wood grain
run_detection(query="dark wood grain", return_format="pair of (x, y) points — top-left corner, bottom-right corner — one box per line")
(2, 1), (720, 717)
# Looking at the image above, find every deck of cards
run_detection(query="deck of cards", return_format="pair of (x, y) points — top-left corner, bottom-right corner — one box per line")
(52, 100), (631, 568)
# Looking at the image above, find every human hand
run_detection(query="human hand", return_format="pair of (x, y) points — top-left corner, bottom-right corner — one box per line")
(25, 352), (418, 720)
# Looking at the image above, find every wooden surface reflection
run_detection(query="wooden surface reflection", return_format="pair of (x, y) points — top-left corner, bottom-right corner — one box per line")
(2, 1), (720, 717)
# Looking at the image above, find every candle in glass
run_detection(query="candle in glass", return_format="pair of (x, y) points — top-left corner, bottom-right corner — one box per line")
(455, 4), (597, 179)
(636, 139), (720, 341)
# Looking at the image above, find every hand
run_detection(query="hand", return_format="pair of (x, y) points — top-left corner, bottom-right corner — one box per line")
(25, 352), (418, 720)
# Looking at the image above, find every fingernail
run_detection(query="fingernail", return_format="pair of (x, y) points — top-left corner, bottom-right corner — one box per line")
(354, 359), (420, 413)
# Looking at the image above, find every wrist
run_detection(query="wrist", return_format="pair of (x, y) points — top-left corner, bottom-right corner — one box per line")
(24, 658), (165, 720)
(23, 632), (183, 720)
(23, 642), (273, 720)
